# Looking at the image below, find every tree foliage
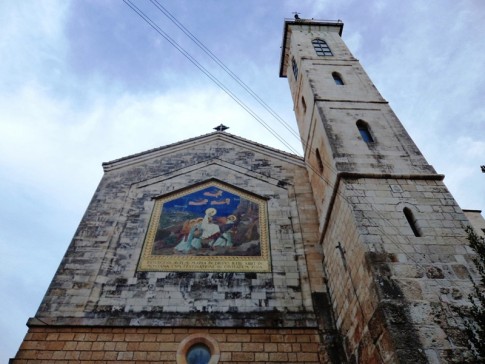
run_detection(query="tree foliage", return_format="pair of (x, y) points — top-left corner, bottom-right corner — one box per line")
(459, 226), (485, 359)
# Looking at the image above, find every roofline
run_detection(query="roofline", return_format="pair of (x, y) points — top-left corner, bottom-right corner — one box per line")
(279, 19), (344, 78)
(102, 131), (303, 170)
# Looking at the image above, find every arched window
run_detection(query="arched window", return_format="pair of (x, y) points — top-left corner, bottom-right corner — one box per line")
(403, 207), (421, 237)
(316, 148), (324, 173)
(356, 120), (374, 143)
(177, 333), (220, 364)
(312, 39), (333, 56)
(332, 72), (344, 85)
(186, 343), (211, 364)
(292, 57), (298, 79)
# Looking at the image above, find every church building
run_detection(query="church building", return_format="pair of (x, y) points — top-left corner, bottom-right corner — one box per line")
(12, 19), (477, 363)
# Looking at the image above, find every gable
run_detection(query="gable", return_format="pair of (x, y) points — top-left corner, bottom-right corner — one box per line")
(33, 131), (320, 327)
(102, 132), (303, 172)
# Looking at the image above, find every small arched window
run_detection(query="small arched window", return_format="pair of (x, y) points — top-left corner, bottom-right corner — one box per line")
(316, 148), (324, 173)
(177, 333), (220, 364)
(186, 343), (211, 364)
(356, 120), (374, 143)
(292, 57), (298, 80)
(403, 207), (421, 237)
(312, 39), (333, 56)
(332, 72), (344, 85)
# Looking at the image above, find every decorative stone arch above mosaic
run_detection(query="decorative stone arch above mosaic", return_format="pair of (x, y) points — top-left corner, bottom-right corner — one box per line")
(138, 179), (271, 272)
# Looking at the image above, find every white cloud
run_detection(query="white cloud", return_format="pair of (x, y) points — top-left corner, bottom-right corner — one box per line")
(344, 30), (363, 55)
(282, 0), (341, 19)
(0, 1), (70, 89)
(457, 137), (485, 158)
(372, 0), (387, 14)
(0, 81), (300, 208)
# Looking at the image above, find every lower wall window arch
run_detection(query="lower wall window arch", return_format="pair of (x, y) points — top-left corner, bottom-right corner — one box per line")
(316, 148), (324, 174)
(301, 96), (307, 113)
(187, 344), (211, 364)
(356, 120), (374, 143)
(332, 72), (344, 85)
(403, 207), (421, 237)
(292, 57), (298, 80)
(177, 334), (220, 364)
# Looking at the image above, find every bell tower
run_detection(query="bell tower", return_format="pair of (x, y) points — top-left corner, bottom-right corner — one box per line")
(280, 19), (475, 363)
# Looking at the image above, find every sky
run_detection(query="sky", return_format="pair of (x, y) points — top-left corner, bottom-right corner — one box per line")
(1, 0), (484, 360)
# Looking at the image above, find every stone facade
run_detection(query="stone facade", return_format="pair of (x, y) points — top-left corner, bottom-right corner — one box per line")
(12, 133), (338, 363)
(31, 134), (319, 325)
(12, 19), (480, 364)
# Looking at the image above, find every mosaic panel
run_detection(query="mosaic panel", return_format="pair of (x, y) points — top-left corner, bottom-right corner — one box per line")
(138, 181), (270, 272)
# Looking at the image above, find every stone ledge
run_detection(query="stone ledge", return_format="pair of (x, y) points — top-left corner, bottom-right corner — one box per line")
(28, 312), (318, 328)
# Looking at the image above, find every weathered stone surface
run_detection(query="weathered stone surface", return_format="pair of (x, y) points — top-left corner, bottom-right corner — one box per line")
(14, 19), (479, 364)
(35, 134), (322, 330)
(284, 19), (476, 363)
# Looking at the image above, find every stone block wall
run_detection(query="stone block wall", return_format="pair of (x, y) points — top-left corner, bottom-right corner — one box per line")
(321, 184), (384, 363)
(34, 135), (324, 328)
(12, 326), (323, 363)
(318, 175), (476, 363)
(316, 102), (435, 176)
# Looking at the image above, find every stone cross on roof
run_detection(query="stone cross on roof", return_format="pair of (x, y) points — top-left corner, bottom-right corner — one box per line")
(213, 124), (229, 132)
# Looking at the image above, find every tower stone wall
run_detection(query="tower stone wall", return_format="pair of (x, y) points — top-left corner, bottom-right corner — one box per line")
(280, 20), (476, 362)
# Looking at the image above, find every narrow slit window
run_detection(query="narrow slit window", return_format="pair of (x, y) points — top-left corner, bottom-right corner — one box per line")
(312, 39), (333, 56)
(316, 148), (324, 173)
(301, 96), (307, 113)
(332, 72), (344, 85)
(356, 120), (374, 143)
(404, 207), (421, 237)
(292, 57), (298, 80)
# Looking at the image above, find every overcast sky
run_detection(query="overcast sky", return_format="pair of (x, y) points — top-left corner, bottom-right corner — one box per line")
(1, 0), (484, 360)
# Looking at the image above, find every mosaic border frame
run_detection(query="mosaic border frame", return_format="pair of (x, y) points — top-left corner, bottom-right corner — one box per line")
(137, 181), (271, 272)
